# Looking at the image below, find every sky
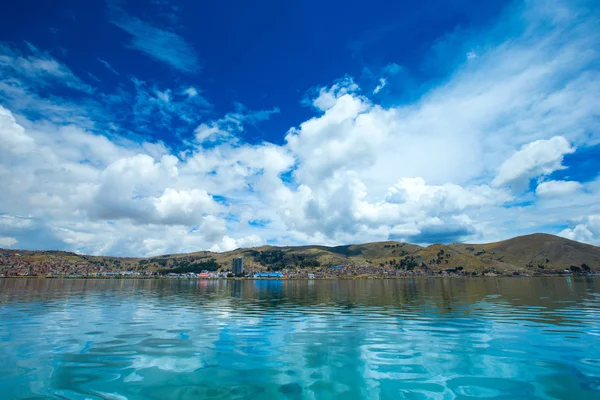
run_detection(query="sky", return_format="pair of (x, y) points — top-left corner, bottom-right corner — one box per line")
(1, 0), (600, 256)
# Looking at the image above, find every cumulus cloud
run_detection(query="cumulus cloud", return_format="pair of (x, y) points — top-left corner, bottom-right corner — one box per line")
(1, 0), (600, 255)
(0, 106), (35, 154)
(536, 180), (582, 197)
(0, 237), (17, 247)
(493, 137), (576, 191)
(209, 235), (263, 252)
(559, 215), (600, 245)
(85, 153), (223, 225)
(271, 172), (510, 245)
(273, 0), (599, 245)
(0, 104), (291, 256)
(308, 77), (359, 111)
(385, 178), (511, 210)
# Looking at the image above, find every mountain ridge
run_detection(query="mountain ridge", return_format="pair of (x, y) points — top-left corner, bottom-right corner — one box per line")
(1, 233), (598, 276)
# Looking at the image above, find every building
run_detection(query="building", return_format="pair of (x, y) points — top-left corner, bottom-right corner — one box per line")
(232, 257), (244, 275)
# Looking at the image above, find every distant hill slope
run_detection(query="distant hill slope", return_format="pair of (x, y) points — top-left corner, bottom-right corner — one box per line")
(451, 233), (600, 272)
(1, 233), (598, 275)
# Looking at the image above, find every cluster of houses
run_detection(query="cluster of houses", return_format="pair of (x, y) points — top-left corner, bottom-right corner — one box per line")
(3, 252), (593, 280)
(164, 271), (228, 279)
(162, 271), (286, 279)
(0, 251), (149, 278)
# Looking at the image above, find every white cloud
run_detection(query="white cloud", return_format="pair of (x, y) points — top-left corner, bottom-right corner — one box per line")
(0, 43), (94, 93)
(183, 87), (198, 98)
(153, 188), (219, 225)
(195, 123), (230, 143)
(1, 0), (600, 255)
(155, 89), (171, 103)
(129, 78), (211, 128)
(385, 178), (511, 210)
(194, 105), (279, 144)
(97, 58), (120, 76)
(493, 136), (575, 191)
(0, 104), (291, 256)
(51, 219), (228, 257)
(559, 215), (600, 245)
(0, 105), (35, 154)
(273, 0), (599, 245)
(0, 236), (17, 247)
(383, 63), (402, 75)
(0, 215), (33, 229)
(373, 78), (387, 94)
(308, 77), (359, 111)
(536, 180), (582, 197)
(109, 6), (199, 73)
(209, 235), (263, 252)
(270, 171), (511, 244)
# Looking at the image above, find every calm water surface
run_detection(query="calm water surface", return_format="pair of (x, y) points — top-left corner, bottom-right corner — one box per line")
(1, 278), (599, 399)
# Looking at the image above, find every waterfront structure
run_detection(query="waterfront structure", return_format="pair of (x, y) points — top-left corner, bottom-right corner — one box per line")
(232, 257), (244, 275)
(253, 272), (283, 278)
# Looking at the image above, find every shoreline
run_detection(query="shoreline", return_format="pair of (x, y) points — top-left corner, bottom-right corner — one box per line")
(1, 274), (597, 280)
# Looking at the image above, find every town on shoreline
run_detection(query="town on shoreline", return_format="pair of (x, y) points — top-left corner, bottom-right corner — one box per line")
(2, 233), (598, 279)
(1, 253), (595, 280)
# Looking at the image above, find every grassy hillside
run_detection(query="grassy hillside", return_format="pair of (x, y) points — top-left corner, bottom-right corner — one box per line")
(451, 233), (600, 273)
(1, 233), (598, 275)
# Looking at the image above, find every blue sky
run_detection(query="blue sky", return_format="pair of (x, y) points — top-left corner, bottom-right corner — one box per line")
(0, 0), (510, 144)
(1, 0), (599, 256)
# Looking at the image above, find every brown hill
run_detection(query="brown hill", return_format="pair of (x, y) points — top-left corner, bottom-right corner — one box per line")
(1, 233), (598, 275)
(451, 233), (600, 273)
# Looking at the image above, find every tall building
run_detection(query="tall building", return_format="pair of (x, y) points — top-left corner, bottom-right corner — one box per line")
(232, 257), (244, 275)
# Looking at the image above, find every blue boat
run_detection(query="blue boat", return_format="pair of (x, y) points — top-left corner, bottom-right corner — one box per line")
(253, 272), (284, 278)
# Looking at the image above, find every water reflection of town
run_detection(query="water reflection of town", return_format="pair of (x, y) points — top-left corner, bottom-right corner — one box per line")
(1, 277), (598, 324)
(2, 277), (597, 400)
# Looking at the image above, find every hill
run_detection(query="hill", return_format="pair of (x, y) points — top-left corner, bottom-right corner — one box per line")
(0, 234), (598, 277)
(451, 233), (600, 273)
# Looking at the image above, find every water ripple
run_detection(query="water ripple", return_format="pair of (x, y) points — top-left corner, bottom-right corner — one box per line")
(0, 277), (599, 399)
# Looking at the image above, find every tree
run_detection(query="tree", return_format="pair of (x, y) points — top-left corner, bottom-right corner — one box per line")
(165, 258), (220, 274)
(581, 264), (590, 272)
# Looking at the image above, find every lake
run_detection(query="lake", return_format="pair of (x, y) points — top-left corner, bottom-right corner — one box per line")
(0, 278), (599, 399)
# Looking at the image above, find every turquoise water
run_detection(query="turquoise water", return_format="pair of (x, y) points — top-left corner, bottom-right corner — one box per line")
(1, 278), (599, 399)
